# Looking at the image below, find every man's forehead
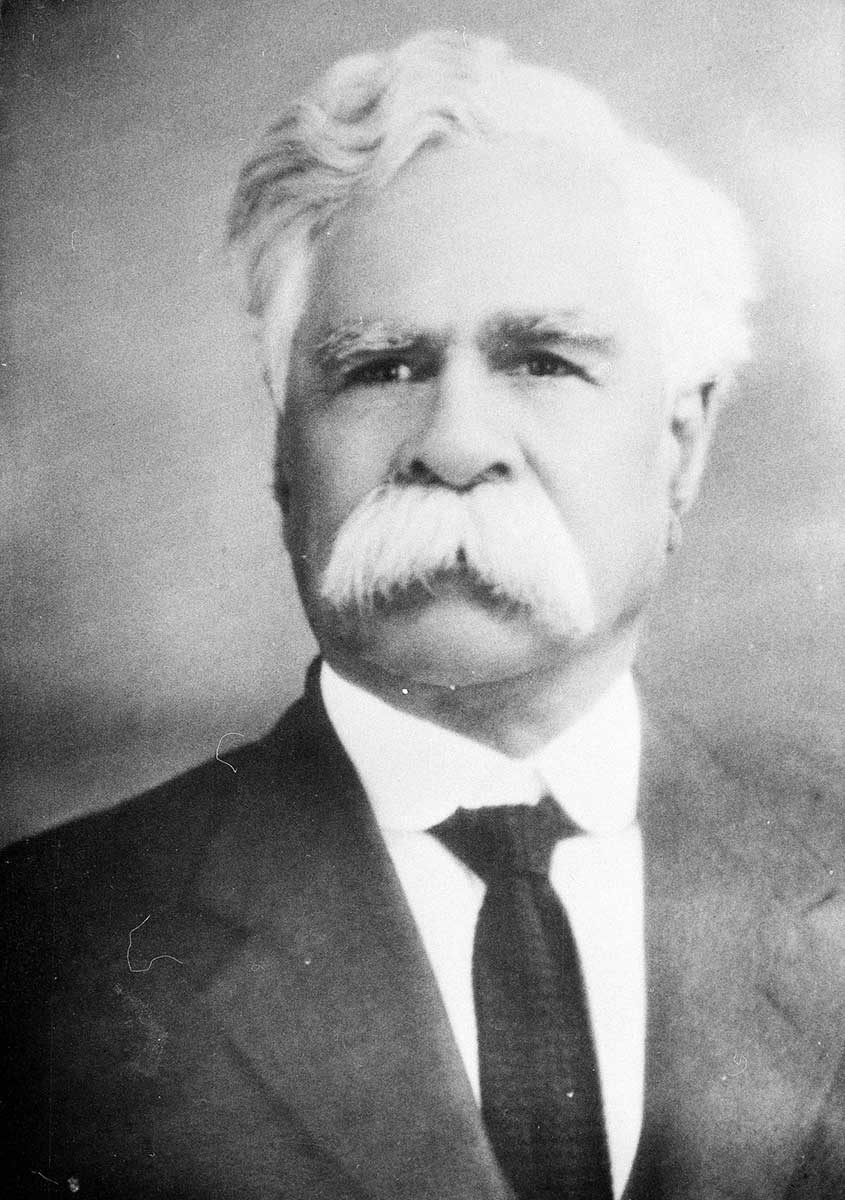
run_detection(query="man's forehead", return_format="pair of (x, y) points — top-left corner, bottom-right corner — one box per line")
(277, 135), (654, 383)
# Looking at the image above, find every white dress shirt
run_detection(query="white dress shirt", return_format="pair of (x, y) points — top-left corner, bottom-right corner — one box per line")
(321, 662), (645, 1198)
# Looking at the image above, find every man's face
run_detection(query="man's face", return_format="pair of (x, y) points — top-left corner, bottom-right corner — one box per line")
(278, 138), (693, 687)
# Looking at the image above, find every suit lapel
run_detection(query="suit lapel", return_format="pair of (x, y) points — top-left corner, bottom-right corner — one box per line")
(193, 672), (513, 1200)
(627, 717), (845, 1199)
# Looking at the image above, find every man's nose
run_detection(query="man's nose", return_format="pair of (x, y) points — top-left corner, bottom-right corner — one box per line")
(394, 352), (523, 490)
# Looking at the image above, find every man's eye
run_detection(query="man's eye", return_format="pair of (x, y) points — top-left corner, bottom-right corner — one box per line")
(517, 352), (582, 379)
(342, 359), (414, 388)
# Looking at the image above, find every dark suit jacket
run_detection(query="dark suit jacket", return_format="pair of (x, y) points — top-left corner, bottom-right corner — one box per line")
(3, 664), (845, 1198)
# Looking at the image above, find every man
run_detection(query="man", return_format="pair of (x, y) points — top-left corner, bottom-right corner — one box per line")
(3, 30), (844, 1200)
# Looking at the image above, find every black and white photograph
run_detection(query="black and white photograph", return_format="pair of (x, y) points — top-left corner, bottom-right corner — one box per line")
(2, 2), (843, 1196)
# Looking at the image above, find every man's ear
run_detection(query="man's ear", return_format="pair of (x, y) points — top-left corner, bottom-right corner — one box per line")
(667, 382), (718, 514)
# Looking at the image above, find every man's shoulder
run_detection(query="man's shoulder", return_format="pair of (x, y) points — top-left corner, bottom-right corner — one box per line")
(5, 677), (325, 852)
(4, 738), (251, 887)
(2, 690), (320, 925)
(0, 688), (339, 1018)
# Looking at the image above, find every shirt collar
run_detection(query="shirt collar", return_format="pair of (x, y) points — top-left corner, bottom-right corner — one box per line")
(320, 661), (640, 837)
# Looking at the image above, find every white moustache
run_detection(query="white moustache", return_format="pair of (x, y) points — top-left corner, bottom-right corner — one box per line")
(318, 480), (596, 637)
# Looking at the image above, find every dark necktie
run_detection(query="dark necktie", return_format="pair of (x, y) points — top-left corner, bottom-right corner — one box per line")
(430, 796), (613, 1200)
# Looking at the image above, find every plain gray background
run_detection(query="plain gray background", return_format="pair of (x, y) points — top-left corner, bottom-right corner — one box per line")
(1, 0), (842, 844)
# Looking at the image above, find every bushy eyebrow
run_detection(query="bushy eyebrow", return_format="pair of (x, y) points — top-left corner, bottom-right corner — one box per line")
(307, 309), (618, 373)
(309, 321), (440, 374)
(483, 310), (619, 358)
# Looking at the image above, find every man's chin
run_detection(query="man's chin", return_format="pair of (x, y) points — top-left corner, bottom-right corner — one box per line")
(317, 591), (587, 688)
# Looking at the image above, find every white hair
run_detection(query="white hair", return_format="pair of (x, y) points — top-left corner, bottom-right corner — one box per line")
(228, 29), (757, 400)
(318, 478), (596, 637)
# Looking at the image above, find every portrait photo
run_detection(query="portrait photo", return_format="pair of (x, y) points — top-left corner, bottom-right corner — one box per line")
(1, 2), (843, 1197)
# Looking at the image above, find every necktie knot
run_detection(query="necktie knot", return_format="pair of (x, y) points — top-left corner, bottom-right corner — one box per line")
(430, 794), (578, 883)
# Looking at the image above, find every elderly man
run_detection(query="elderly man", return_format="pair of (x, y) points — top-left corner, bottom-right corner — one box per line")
(3, 30), (844, 1200)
